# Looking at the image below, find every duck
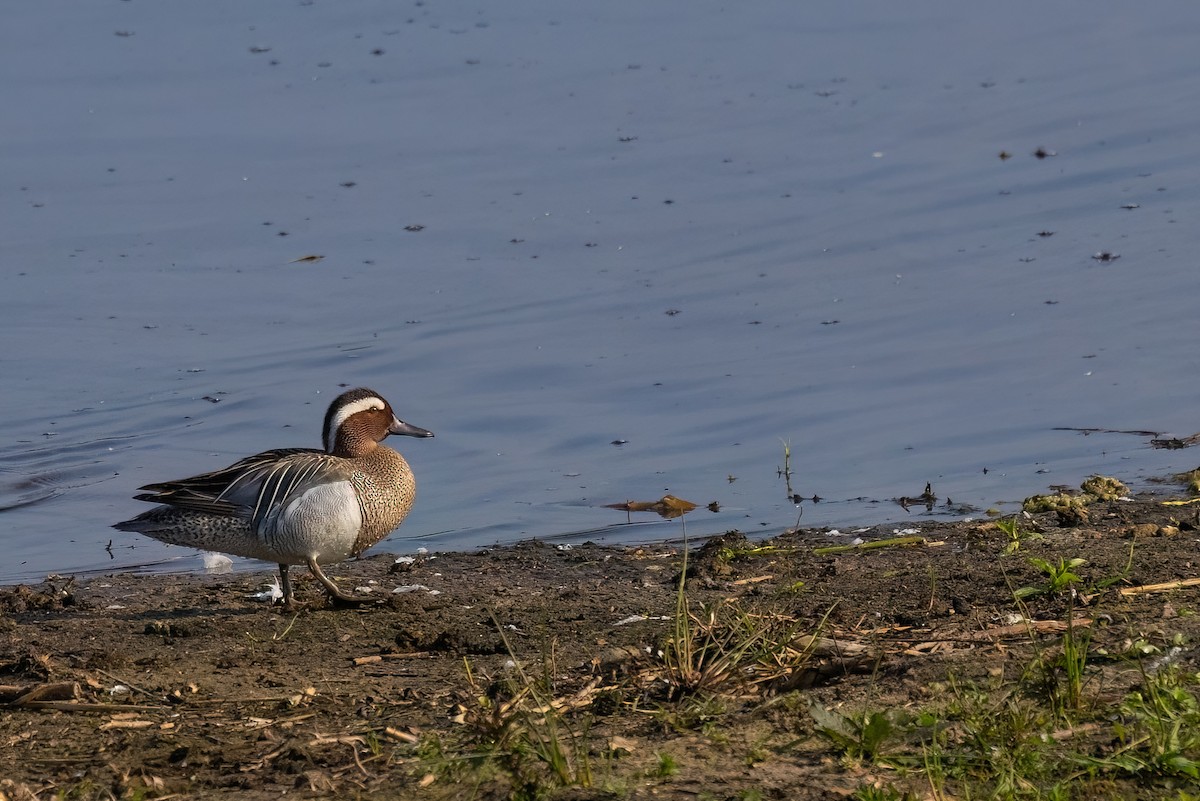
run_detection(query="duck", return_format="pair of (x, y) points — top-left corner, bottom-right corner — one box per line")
(114, 387), (434, 608)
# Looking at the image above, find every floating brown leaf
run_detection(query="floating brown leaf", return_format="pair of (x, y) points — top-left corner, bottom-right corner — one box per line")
(606, 494), (698, 519)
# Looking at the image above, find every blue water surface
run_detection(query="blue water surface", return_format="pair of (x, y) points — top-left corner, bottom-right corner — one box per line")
(2, 2), (1199, 583)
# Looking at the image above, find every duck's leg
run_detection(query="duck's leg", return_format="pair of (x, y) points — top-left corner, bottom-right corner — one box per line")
(305, 557), (375, 605)
(278, 564), (298, 609)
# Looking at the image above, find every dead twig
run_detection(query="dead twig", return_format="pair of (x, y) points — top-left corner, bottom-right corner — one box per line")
(383, 725), (420, 743)
(11, 701), (169, 712)
(352, 652), (430, 666)
(813, 535), (925, 556)
(1118, 577), (1200, 596)
(529, 676), (607, 715)
(961, 619), (1092, 641)
(99, 718), (155, 730)
(0, 681), (80, 706)
(731, 575), (774, 586)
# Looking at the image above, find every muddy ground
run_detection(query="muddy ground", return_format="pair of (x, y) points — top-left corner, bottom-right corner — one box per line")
(2, 491), (1200, 800)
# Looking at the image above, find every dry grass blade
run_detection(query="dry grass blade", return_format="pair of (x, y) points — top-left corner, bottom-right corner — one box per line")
(812, 535), (925, 556)
(1119, 577), (1200, 596)
(661, 552), (844, 698)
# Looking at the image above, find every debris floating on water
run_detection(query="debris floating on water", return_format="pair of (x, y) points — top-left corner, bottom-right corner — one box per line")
(606, 494), (698, 519)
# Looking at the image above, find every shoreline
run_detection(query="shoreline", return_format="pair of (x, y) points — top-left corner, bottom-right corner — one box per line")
(2, 491), (1199, 799)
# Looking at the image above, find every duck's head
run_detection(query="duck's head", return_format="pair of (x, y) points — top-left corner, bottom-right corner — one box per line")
(322, 387), (434, 457)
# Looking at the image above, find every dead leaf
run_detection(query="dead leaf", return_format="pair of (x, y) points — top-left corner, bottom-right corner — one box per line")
(100, 719), (154, 730)
(608, 735), (637, 754)
(302, 770), (336, 791)
(732, 575), (774, 586)
(384, 726), (420, 743)
(309, 732), (366, 747)
(606, 494), (698, 519)
(288, 686), (317, 707)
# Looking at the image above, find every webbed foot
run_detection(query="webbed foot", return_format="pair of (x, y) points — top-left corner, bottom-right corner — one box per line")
(305, 558), (378, 606)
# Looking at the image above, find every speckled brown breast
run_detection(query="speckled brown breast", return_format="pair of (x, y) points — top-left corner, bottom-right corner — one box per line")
(349, 445), (417, 555)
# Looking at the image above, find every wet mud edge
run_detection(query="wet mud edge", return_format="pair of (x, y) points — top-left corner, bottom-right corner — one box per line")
(2, 495), (1199, 799)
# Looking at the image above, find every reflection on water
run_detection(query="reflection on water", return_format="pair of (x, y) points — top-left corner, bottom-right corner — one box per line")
(0, 469), (62, 512)
(3, 1), (1200, 583)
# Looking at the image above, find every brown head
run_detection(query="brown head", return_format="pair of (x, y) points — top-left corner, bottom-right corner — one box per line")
(321, 387), (434, 458)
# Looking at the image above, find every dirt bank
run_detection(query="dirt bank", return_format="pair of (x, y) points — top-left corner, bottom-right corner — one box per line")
(2, 491), (1200, 800)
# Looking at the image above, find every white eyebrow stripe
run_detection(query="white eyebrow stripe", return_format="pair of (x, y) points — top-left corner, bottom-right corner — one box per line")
(324, 396), (385, 448)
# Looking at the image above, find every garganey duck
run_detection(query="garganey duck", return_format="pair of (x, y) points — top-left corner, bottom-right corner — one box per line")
(114, 387), (433, 608)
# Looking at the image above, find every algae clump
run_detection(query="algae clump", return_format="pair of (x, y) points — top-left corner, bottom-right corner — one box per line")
(1023, 475), (1128, 514)
(1079, 475), (1128, 501)
(1174, 468), (1200, 494)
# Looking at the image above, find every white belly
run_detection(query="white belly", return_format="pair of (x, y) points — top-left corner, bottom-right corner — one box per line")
(264, 481), (363, 565)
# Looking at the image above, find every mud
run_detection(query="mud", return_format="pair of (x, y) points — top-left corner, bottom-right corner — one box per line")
(2, 495), (1200, 800)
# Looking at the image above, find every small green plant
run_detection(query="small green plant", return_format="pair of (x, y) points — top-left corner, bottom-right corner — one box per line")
(1106, 666), (1200, 780)
(745, 735), (771, 766)
(809, 701), (897, 763)
(662, 601), (757, 697)
(652, 751), (679, 778)
(655, 693), (728, 734)
(996, 515), (1030, 554)
(1057, 614), (1093, 715)
(1023, 608), (1095, 718)
(806, 622), (1198, 800)
(1014, 556), (1086, 599)
(853, 785), (919, 801)
(913, 673), (1066, 797)
(778, 438), (795, 497)
(59, 780), (103, 801)
(411, 733), (464, 786)
(362, 729), (383, 758)
(661, 538), (825, 700)
(449, 624), (595, 797)
(714, 542), (784, 563)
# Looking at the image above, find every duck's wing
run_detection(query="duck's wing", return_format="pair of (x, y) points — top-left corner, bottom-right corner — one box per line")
(221, 452), (359, 533)
(133, 448), (336, 521)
